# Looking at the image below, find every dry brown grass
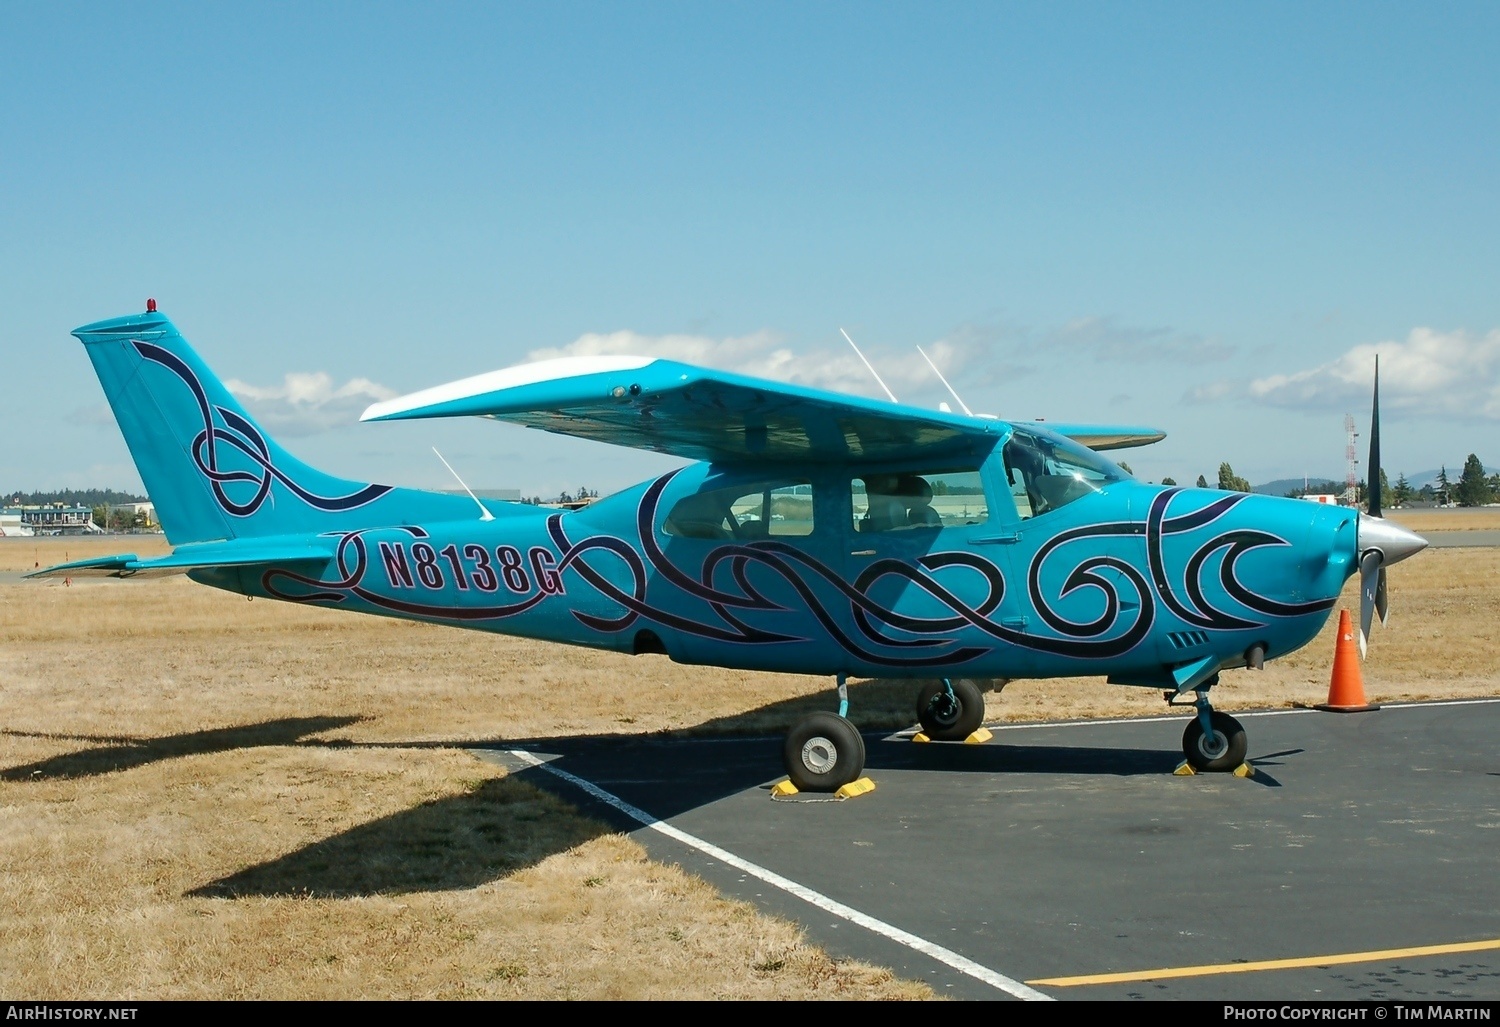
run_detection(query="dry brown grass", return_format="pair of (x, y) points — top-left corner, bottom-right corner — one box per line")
(1387, 508), (1500, 532)
(0, 536), (174, 573)
(1, 536), (1496, 999)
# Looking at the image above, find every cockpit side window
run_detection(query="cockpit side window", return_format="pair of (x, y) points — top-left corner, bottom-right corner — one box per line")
(1003, 427), (1126, 520)
(664, 480), (815, 540)
(851, 469), (987, 533)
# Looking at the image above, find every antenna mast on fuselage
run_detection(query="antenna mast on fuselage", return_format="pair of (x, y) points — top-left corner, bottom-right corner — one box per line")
(917, 345), (973, 417)
(433, 447), (495, 522)
(839, 328), (899, 403)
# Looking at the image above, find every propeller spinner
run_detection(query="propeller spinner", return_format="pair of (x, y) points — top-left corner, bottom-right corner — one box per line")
(1355, 355), (1427, 656)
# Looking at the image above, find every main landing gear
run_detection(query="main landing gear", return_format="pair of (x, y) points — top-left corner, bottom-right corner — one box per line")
(916, 677), (986, 741)
(782, 674), (865, 792)
(1167, 675), (1248, 772)
(781, 676), (993, 792)
(783, 711), (865, 792)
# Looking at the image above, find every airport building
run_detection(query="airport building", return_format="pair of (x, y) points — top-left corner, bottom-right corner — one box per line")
(0, 507), (34, 537)
(19, 504), (102, 534)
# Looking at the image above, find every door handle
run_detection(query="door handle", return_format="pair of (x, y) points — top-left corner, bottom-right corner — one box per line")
(850, 549), (876, 557)
(969, 533), (1020, 545)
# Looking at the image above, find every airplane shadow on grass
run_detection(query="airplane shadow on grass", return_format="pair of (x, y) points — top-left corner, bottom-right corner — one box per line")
(0, 716), (365, 780)
(189, 773), (612, 900)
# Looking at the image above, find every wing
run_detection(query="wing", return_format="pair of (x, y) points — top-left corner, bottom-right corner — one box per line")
(362, 356), (1003, 464)
(1016, 422), (1167, 452)
(361, 356), (1165, 463)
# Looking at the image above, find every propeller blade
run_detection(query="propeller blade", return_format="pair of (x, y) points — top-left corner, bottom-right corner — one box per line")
(1375, 566), (1389, 627)
(1368, 354), (1382, 518)
(1358, 549), (1382, 659)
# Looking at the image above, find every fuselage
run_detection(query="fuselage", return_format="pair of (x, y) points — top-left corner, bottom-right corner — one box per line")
(193, 438), (1360, 687)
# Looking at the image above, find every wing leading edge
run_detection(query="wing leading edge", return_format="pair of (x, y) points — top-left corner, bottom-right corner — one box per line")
(361, 356), (1165, 463)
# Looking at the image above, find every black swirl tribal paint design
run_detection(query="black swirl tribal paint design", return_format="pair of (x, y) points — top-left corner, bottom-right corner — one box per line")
(259, 471), (1334, 671)
(135, 340), (393, 516)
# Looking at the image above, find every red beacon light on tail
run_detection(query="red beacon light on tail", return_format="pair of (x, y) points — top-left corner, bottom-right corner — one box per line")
(146, 298), (157, 313)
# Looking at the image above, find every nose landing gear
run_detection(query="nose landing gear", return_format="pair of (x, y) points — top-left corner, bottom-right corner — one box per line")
(1182, 708), (1248, 772)
(1167, 675), (1248, 773)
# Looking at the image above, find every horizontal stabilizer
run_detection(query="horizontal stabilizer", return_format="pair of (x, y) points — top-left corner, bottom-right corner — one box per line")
(26, 538), (335, 579)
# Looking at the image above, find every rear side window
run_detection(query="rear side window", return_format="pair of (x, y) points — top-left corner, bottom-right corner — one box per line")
(851, 470), (987, 533)
(664, 480), (815, 540)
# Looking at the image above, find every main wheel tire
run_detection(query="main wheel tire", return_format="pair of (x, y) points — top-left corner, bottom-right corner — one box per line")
(1182, 711), (1248, 772)
(783, 712), (866, 792)
(916, 678), (986, 741)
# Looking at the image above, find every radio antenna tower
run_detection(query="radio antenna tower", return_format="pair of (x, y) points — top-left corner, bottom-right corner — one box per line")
(1344, 413), (1359, 506)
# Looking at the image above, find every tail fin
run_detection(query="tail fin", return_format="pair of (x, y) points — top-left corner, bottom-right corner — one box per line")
(74, 308), (397, 545)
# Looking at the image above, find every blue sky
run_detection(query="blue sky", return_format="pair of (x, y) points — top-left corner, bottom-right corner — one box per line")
(3, 2), (1497, 497)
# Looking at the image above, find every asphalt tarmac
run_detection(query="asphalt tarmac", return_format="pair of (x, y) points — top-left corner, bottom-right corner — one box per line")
(485, 699), (1500, 1001)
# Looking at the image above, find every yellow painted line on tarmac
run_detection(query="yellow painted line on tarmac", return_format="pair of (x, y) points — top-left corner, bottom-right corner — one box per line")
(1028, 938), (1500, 987)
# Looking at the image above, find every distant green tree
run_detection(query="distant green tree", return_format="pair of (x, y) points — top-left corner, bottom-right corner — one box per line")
(1196, 474), (1208, 489)
(1217, 462), (1252, 493)
(1160, 476), (1177, 486)
(1392, 472), (1413, 508)
(2, 488), (146, 507)
(1435, 466), (1452, 505)
(1117, 462), (1133, 476)
(1455, 454), (1492, 507)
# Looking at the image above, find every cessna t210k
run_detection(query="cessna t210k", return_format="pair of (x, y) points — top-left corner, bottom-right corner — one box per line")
(36, 304), (1427, 791)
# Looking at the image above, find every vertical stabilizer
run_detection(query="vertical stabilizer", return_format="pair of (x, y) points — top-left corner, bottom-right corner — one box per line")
(72, 308), (396, 545)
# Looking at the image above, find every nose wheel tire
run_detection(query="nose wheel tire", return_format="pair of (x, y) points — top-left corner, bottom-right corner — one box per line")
(783, 712), (866, 792)
(1182, 711), (1248, 772)
(916, 678), (986, 741)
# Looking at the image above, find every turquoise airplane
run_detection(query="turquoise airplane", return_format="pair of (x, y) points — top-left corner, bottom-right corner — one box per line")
(35, 303), (1428, 791)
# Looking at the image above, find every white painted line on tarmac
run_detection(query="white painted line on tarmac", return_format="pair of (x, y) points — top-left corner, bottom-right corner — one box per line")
(1380, 697), (1500, 709)
(507, 749), (1052, 1001)
(975, 696), (1500, 734)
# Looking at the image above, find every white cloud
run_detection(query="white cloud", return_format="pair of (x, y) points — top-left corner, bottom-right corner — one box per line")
(227, 372), (397, 436)
(1249, 328), (1500, 420)
(526, 330), (970, 400)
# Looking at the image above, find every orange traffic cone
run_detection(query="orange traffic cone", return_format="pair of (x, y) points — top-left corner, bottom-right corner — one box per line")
(1315, 609), (1379, 713)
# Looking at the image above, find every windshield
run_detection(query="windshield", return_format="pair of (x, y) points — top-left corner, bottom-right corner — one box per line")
(1002, 426), (1127, 520)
